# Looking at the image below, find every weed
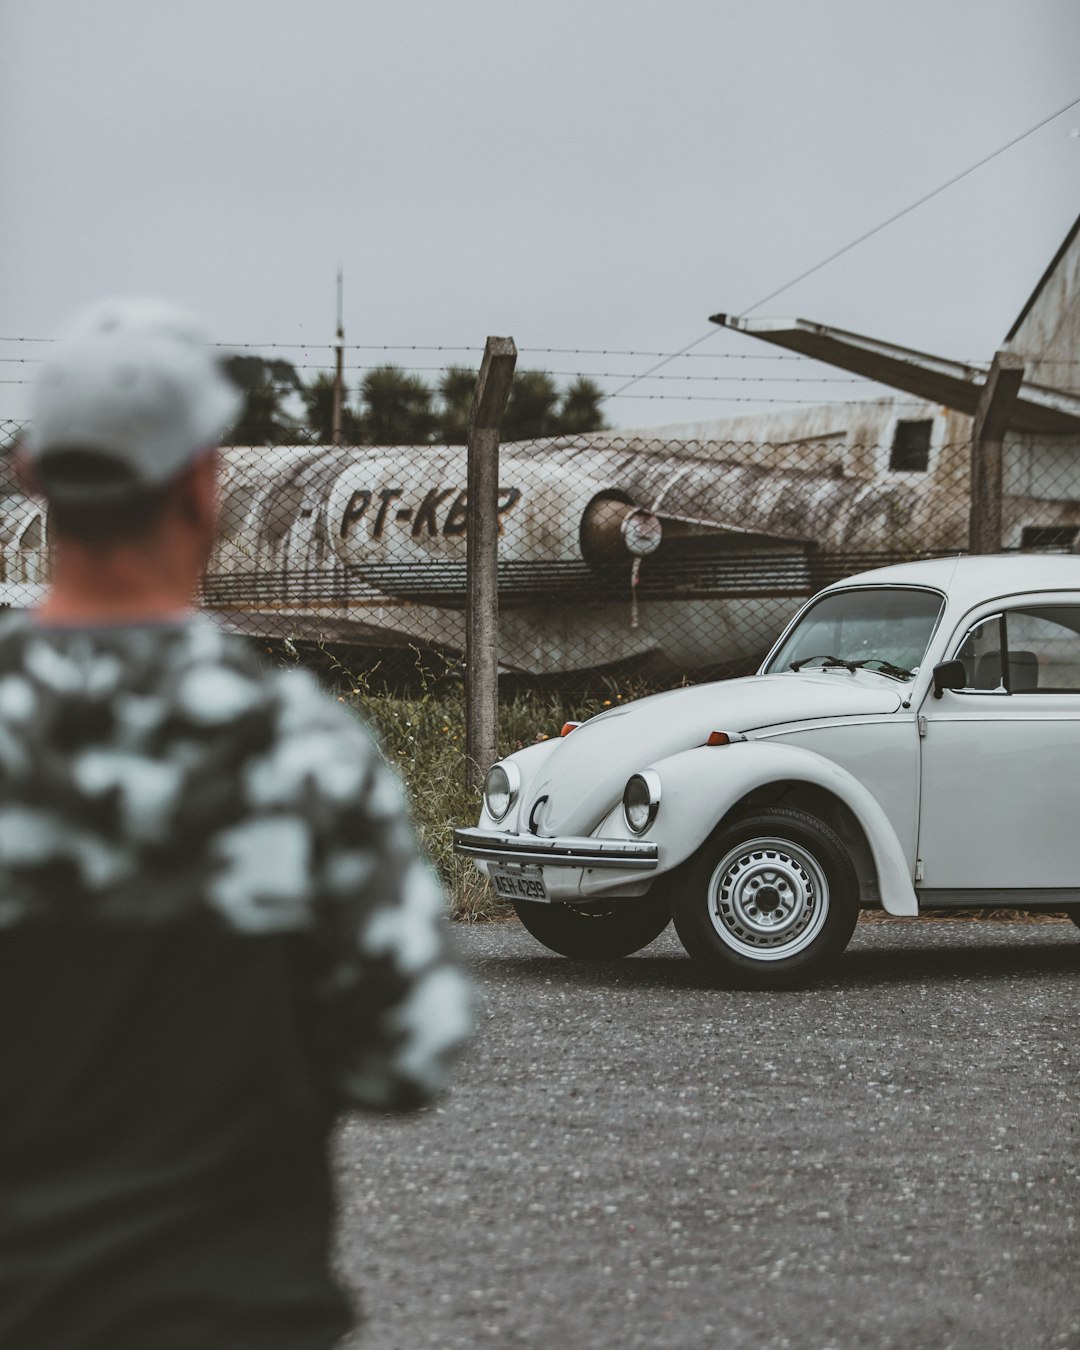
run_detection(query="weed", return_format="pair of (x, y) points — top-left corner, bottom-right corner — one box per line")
(334, 656), (630, 920)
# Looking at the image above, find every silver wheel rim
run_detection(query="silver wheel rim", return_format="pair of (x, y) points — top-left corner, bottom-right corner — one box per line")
(706, 835), (830, 961)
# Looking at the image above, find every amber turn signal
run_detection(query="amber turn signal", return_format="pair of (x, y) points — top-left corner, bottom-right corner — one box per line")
(706, 730), (746, 746)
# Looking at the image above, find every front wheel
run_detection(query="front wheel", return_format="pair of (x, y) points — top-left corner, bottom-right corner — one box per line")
(671, 807), (858, 988)
(512, 892), (671, 959)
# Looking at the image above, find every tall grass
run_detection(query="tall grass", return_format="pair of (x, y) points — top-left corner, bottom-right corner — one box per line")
(340, 677), (633, 920)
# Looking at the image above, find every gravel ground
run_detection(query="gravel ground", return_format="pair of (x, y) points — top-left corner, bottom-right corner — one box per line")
(335, 920), (1080, 1350)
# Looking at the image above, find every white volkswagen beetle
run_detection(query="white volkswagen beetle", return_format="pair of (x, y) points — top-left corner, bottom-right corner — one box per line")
(454, 556), (1080, 987)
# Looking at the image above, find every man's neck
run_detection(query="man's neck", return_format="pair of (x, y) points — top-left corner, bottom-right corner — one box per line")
(36, 544), (200, 626)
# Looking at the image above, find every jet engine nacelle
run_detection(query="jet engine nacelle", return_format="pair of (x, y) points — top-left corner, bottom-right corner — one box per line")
(579, 493), (663, 562)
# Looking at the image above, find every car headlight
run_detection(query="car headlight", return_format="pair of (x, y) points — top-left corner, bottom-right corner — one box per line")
(483, 761), (521, 822)
(623, 770), (661, 834)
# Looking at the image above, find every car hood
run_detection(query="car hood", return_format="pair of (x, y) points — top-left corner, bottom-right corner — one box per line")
(524, 671), (904, 837)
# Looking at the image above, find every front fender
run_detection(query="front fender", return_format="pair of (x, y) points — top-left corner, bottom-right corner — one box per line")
(636, 740), (918, 917)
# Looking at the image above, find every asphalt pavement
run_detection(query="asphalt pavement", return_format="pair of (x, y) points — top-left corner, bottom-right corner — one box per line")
(335, 919), (1080, 1350)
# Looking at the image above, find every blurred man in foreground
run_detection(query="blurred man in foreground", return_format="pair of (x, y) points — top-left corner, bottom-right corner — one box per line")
(0, 298), (470, 1350)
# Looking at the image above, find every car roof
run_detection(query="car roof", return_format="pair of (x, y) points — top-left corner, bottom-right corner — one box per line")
(825, 553), (1080, 611)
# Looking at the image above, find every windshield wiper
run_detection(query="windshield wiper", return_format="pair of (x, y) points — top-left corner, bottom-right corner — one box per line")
(790, 654), (856, 672)
(848, 658), (916, 681)
(790, 654), (915, 680)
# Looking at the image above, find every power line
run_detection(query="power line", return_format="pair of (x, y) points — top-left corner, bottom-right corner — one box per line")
(602, 90), (1080, 406)
(601, 331), (720, 402)
(739, 89), (1080, 316)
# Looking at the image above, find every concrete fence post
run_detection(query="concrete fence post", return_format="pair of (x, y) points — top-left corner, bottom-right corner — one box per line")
(969, 350), (1025, 554)
(465, 336), (517, 793)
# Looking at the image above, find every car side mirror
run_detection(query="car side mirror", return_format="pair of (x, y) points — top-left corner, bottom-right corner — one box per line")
(932, 659), (966, 699)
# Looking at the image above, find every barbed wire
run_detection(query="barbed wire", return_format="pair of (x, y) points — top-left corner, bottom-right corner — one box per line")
(2, 335), (1072, 367)
(608, 393), (928, 405)
(0, 356), (894, 384)
(0, 337), (818, 361)
(0, 389), (919, 407)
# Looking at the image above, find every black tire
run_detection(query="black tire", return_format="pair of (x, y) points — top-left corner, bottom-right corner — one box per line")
(671, 807), (858, 989)
(512, 892), (671, 959)
(1066, 907), (1080, 930)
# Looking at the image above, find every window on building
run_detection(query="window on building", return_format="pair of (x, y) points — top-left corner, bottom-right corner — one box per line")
(1020, 525), (1079, 553)
(888, 420), (932, 472)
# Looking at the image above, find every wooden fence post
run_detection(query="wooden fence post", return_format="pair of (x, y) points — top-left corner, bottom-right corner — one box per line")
(465, 336), (517, 792)
(969, 350), (1025, 554)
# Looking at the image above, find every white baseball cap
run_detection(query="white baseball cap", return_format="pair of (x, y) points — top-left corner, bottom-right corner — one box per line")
(25, 296), (242, 503)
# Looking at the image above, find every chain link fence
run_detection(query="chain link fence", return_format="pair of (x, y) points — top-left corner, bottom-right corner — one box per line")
(3, 415), (1080, 695)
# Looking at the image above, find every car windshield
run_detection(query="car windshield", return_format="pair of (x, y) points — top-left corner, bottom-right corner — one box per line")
(764, 586), (945, 679)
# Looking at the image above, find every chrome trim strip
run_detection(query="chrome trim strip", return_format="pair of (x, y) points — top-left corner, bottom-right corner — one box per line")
(453, 827), (659, 870)
(918, 887), (1080, 908)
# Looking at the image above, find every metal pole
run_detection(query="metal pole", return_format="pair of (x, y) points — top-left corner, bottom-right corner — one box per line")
(465, 336), (517, 792)
(331, 267), (344, 446)
(969, 350), (1024, 554)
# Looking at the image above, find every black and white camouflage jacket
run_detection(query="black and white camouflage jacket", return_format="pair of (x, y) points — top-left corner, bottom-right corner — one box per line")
(0, 613), (471, 1350)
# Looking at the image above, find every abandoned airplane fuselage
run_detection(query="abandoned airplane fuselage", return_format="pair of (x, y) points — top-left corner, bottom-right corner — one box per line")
(2, 398), (1078, 677)
(200, 396), (1080, 676)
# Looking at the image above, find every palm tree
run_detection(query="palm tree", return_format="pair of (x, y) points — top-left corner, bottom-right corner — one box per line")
(441, 368), (609, 443)
(284, 361), (608, 447)
(302, 372), (363, 444)
(436, 366), (478, 445)
(222, 355), (303, 445)
(502, 370), (560, 442)
(359, 366), (437, 444)
(556, 377), (607, 435)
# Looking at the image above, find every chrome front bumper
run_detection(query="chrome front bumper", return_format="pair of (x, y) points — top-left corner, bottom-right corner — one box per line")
(453, 827), (659, 870)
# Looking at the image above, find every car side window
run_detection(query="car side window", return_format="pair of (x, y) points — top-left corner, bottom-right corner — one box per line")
(953, 606), (1080, 693)
(954, 615), (1006, 690)
(1001, 607), (1080, 693)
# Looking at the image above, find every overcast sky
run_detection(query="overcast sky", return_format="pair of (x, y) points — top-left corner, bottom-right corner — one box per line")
(2, 0), (1078, 430)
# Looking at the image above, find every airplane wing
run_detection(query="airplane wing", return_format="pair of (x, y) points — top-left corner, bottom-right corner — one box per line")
(710, 314), (1080, 436)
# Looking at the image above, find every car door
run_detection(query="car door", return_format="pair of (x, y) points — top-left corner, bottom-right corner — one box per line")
(917, 599), (1080, 898)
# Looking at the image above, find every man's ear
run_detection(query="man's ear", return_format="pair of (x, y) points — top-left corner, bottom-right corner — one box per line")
(177, 449), (220, 532)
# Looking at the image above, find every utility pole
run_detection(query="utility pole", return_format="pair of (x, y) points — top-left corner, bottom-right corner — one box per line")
(331, 267), (344, 446)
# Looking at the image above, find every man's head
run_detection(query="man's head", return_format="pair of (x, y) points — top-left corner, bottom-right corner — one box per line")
(24, 298), (242, 617)
(26, 297), (241, 544)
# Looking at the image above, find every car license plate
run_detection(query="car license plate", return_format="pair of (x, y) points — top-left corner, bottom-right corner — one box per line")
(489, 864), (550, 903)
